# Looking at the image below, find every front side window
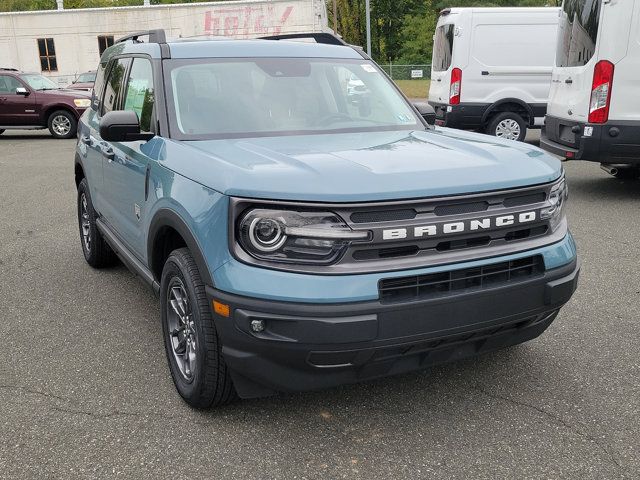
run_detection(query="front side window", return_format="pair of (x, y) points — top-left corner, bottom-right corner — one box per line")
(0, 75), (23, 94)
(557, 0), (602, 67)
(123, 58), (155, 132)
(37, 38), (57, 72)
(20, 74), (58, 91)
(101, 58), (130, 116)
(166, 58), (421, 139)
(433, 24), (455, 72)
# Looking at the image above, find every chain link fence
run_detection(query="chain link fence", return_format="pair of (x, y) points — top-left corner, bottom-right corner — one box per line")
(378, 64), (431, 81)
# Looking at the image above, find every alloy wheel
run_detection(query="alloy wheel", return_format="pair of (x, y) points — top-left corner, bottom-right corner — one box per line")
(167, 279), (197, 382)
(80, 193), (91, 253)
(52, 115), (71, 136)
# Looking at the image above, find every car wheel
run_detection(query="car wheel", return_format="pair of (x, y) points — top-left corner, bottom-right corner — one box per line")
(161, 248), (236, 408)
(48, 110), (77, 139)
(486, 112), (527, 142)
(77, 178), (117, 268)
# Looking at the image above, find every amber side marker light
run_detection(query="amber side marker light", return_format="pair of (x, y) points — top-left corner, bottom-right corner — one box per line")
(213, 300), (230, 317)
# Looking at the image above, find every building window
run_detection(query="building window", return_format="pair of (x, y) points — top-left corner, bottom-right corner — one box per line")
(37, 38), (57, 72)
(98, 36), (115, 56)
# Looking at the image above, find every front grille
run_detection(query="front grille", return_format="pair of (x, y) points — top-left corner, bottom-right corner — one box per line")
(433, 201), (488, 216)
(379, 255), (544, 303)
(350, 209), (416, 223)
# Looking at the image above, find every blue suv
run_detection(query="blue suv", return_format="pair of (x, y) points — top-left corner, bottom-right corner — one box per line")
(74, 30), (579, 408)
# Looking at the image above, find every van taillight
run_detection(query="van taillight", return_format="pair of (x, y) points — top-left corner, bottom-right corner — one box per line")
(588, 60), (614, 124)
(449, 68), (462, 105)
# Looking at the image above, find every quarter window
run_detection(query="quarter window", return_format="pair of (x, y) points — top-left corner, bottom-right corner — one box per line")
(0, 75), (23, 94)
(37, 38), (57, 72)
(98, 35), (114, 56)
(101, 58), (130, 116)
(123, 58), (155, 132)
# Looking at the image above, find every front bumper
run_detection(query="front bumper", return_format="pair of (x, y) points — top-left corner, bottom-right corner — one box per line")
(541, 115), (640, 165)
(207, 257), (579, 399)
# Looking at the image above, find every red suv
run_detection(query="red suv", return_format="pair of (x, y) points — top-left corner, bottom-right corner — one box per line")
(0, 68), (91, 139)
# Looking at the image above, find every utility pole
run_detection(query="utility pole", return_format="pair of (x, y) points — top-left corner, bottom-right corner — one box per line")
(333, 0), (337, 33)
(365, 0), (371, 56)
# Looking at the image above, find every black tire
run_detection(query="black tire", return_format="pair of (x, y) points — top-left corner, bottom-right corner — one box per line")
(77, 178), (117, 268)
(161, 248), (236, 408)
(485, 112), (527, 142)
(47, 109), (77, 139)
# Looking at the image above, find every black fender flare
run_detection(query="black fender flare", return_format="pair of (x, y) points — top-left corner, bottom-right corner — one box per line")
(481, 98), (534, 126)
(147, 208), (214, 286)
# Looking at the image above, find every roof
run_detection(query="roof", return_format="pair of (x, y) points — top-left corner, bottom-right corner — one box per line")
(109, 38), (363, 61)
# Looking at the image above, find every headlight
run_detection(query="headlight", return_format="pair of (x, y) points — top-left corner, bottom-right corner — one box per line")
(238, 209), (370, 265)
(73, 99), (91, 108)
(540, 176), (568, 231)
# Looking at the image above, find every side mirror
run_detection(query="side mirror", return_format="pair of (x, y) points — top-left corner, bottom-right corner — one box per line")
(16, 87), (29, 96)
(99, 110), (154, 142)
(413, 102), (436, 126)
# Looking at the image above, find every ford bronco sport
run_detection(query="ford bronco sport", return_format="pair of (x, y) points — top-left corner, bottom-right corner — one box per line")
(74, 30), (579, 408)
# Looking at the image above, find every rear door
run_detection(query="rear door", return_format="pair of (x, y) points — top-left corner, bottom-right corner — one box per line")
(547, 0), (607, 122)
(428, 19), (457, 105)
(0, 74), (37, 125)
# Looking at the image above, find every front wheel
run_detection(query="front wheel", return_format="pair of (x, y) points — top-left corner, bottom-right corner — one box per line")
(486, 112), (527, 142)
(161, 248), (236, 408)
(48, 110), (77, 139)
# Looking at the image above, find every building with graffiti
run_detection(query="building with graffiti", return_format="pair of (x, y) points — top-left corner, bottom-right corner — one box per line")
(0, 0), (328, 86)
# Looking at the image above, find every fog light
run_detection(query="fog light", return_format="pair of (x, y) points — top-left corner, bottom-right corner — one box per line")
(250, 319), (265, 333)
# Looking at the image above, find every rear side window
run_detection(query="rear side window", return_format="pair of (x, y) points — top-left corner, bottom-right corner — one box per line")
(123, 58), (155, 132)
(101, 58), (130, 116)
(557, 0), (602, 67)
(433, 24), (455, 72)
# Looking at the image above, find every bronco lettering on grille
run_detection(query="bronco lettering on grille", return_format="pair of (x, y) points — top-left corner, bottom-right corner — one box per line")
(381, 211), (537, 241)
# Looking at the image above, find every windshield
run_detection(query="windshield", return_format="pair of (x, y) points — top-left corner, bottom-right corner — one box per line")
(76, 72), (96, 83)
(165, 58), (421, 139)
(433, 24), (455, 72)
(20, 74), (58, 90)
(557, 0), (602, 67)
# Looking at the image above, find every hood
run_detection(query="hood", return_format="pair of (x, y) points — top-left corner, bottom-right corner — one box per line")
(37, 88), (91, 98)
(157, 128), (562, 202)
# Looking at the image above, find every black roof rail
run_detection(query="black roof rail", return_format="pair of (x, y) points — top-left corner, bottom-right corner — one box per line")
(116, 29), (167, 45)
(260, 32), (347, 46)
(0, 67), (19, 71)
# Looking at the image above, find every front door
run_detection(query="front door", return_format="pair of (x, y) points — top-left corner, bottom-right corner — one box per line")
(102, 57), (156, 260)
(0, 75), (37, 125)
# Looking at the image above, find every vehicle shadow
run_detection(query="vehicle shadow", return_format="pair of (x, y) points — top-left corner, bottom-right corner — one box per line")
(0, 133), (56, 140)
(568, 171), (640, 201)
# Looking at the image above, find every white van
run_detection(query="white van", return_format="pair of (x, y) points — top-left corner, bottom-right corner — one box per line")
(428, 7), (560, 141)
(541, 0), (640, 177)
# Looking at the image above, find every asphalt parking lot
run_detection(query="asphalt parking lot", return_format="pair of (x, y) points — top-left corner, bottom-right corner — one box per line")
(1, 130), (638, 479)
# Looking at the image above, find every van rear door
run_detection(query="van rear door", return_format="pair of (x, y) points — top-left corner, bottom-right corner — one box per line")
(429, 18), (457, 105)
(547, 0), (603, 124)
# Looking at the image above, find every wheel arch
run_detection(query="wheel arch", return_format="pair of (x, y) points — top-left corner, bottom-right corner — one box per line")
(148, 209), (214, 287)
(481, 98), (534, 126)
(74, 154), (85, 188)
(41, 104), (79, 125)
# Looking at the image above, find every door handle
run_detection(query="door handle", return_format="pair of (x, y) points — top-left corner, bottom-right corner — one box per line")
(565, 78), (573, 84)
(101, 145), (115, 161)
(81, 134), (92, 145)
